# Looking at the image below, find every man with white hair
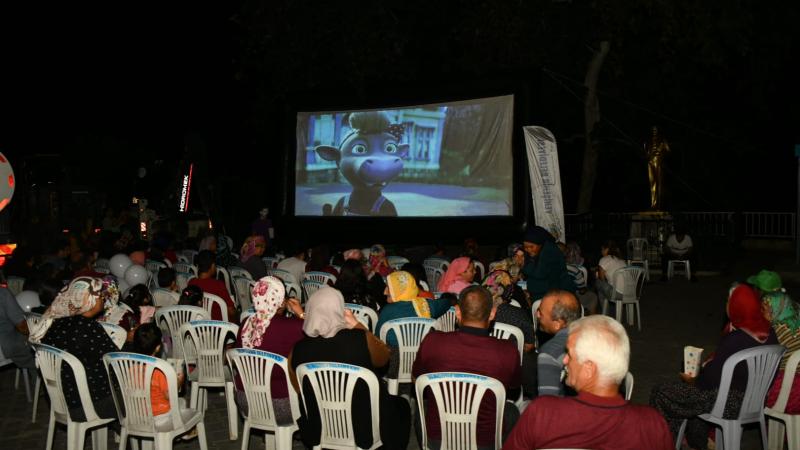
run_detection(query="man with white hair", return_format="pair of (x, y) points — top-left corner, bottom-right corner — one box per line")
(504, 315), (672, 450)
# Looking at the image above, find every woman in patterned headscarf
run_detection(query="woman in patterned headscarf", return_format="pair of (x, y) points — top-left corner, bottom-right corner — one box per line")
(234, 276), (305, 424)
(238, 235), (268, 279)
(31, 277), (120, 420)
(763, 292), (800, 413)
(375, 271), (452, 347)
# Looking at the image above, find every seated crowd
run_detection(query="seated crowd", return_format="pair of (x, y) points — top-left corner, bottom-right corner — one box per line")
(0, 223), (796, 450)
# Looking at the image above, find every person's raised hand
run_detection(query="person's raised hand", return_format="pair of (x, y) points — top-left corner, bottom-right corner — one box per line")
(343, 309), (360, 329)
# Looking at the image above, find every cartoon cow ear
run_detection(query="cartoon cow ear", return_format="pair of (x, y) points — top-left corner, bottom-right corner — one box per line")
(315, 145), (341, 162)
(396, 143), (409, 159)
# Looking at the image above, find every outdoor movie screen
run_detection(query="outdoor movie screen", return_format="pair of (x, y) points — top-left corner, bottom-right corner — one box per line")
(294, 95), (514, 217)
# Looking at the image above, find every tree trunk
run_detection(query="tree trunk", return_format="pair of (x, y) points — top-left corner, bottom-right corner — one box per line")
(576, 41), (610, 214)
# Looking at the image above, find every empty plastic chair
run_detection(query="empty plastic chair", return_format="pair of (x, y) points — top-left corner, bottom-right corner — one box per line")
(226, 348), (301, 450)
(765, 350), (800, 450)
(103, 352), (208, 450)
(100, 322), (127, 349)
(608, 266), (646, 330)
(415, 372), (506, 450)
(32, 343), (115, 450)
(344, 303), (379, 332)
(434, 306), (457, 333)
(379, 317), (436, 395)
(675, 345), (784, 450)
(296, 361), (382, 450)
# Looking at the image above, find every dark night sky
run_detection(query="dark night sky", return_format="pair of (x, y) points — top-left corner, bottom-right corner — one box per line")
(1, 1), (798, 231)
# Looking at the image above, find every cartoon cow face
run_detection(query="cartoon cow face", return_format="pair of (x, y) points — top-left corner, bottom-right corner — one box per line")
(315, 113), (409, 193)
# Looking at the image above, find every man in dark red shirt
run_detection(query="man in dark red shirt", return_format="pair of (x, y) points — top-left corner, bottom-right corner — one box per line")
(504, 315), (673, 450)
(412, 285), (521, 449)
(188, 250), (237, 323)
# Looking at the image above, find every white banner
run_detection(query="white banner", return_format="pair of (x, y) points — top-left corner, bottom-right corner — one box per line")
(523, 126), (566, 242)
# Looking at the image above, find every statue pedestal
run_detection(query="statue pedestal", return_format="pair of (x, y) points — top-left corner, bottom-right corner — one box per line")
(629, 211), (673, 268)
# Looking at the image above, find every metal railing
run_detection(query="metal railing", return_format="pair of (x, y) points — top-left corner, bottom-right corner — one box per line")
(743, 212), (796, 239)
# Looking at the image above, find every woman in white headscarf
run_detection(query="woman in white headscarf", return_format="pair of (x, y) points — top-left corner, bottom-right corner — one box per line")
(288, 287), (410, 450)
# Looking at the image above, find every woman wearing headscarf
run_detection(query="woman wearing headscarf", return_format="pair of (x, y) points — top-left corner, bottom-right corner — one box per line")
(521, 226), (575, 301)
(437, 256), (476, 294)
(366, 244), (394, 279)
(650, 284), (778, 449)
(98, 281), (155, 342)
(234, 276), (305, 423)
(288, 287), (410, 450)
(763, 291), (800, 413)
(29, 277), (120, 421)
(238, 235), (268, 280)
(335, 259), (380, 311)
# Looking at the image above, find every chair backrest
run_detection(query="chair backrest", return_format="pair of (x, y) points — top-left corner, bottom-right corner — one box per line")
(240, 307), (256, 324)
(32, 343), (103, 423)
(566, 264), (588, 289)
(233, 276), (255, 311)
(202, 292), (229, 322)
(181, 320), (239, 385)
(612, 266), (645, 302)
(103, 352), (183, 433)
(473, 260), (485, 281)
(623, 372), (634, 401)
(425, 267), (445, 293)
(261, 257), (281, 270)
(226, 348), (300, 428)
(415, 372), (505, 450)
(173, 262), (197, 276)
(6, 276), (25, 296)
(344, 303), (379, 332)
(101, 322), (127, 349)
(154, 305), (209, 360)
(271, 268), (298, 285)
(434, 306), (457, 332)
(24, 312), (43, 333)
(175, 272), (196, 291)
(152, 288), (180, 308)
(387, 256), (410, 270)
(228, 266), (252, 280)
(771, 350), (800, 413)
(296, 361), (382, 450)
(145, 259), (168, 276)
(626, 238), (648, 262)
(303, 271), (336, 285)
(710, 345), (784, 421)
(302, 280), (325, 302)
(491, 323), (524, 364)
(94, 258), (111, 271)
(182, 249), (198, 264)
(215, 266), (233, 296)
(379, 318), (436, 384)
(423, 257), (450, 271)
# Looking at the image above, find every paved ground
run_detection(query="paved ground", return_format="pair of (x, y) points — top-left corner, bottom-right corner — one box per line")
(2, 247), (798, 449)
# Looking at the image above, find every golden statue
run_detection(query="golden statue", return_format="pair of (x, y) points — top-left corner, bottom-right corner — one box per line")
(645, 126), (670, 210)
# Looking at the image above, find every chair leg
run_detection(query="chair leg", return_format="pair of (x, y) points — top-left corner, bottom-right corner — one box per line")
(767, 418), (785, 450)
(22, 368), (32, 402)
(275, 427), (294, 450)
(32, 374), (41, 422)
(760, 417), (769, 450)
(69, 422), (86, 450)
(675, 419), (687, 450)
(225, 382), (238, 440)
(387, 379), (399, 396)
(636, 303), (642, 331)
(92, 427), (109, 450)
(118, 428), (128, 450)
(15, 367), (20, 389)
(241, 421), (251, 450)
(45, 412), (56, 450)
(196, 421), (209, 450)
(721, 423), (743, 450)
(786, 420), (800, 450)
(190, 382), (199, 409)
(615, 301), (623, 323)
(153, 434), (172, 450)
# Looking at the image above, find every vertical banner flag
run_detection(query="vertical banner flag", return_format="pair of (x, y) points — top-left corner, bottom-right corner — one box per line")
(523, 126), (565, 242)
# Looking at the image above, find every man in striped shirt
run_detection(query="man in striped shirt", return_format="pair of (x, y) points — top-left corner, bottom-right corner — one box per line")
(536, 289), (581, 396)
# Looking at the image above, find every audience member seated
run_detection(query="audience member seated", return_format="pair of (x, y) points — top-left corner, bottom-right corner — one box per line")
(0, 285), (35, 371)
(157, 267), (178, 292)
(375, 271), (452, 347)
(306, 244), (339, 281)
(595, 240), (626, 311)
(661, 225), (696, 281)
(366, 244), (394, 279)
(536, 289), (581, 397)
(178, 285), (203, 307)
(188, 250), (237, 323)
(288, 287), (410, 450)
(335, 259), (380, 311)
(276, 243), (307, 285)
(235, 276), (305, 423)
(238, 235), (268, 280)
(748, 269), (783, 297)
(505, 315), (673, 450)
(565, 240), (584, 266)
(400, 262), (434, 298)
(650, 284), (778, 449)
(29, 277), (119, 421)
(99, 281), (155, 343)
(521, 226), (575, 301)
(412, 285), (521, 448)
(763, 291), (800, 413)
(489, 244), (525, 282)
(437, 256), (476, 294)
(132, 323), (185, 419)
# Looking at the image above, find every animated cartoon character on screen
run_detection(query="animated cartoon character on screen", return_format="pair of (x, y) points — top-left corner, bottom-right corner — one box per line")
(315, 111), (408, 216)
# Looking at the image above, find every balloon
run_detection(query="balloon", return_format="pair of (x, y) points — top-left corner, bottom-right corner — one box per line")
(0, 152), (15, 213)
(124, 264), (149, 287)
(110, 253), (132, 278)
(118, 279), (131, 297)
(15, 290), (41, 312)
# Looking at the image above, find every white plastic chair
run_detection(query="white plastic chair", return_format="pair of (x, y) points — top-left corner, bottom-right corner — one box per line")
(23, 312), (43, 421)
(202, 292), (229, 322)
(304, 271), (337, 285)
(216, 267), (234, 297)
(173, 262), (197, 277)
(626, 238), (650, 281)
(100, 322), (127, 349)
(531, 299), (542, 350)
(434, 306), (457, 332)
(152, 288), (180, 308)
(0, 340), (36, 408)
(146, 259), (168, 275)
(32, 343), (115, 450)
(302, 279), (325, 303)
(415, 372), (506, 450)
(7, 275), (25, 295)
(262, 257), (281, 270)
(154, 305), (209, 360)
(607, 266), (645, 330)
(181, 320), (239, 441)
(566, 264), (588, 290)
(387, 256), (410, 270)
(765, 350), (800, 450)
(228, 266), (252, 280)
(379, 317), (436, 395)
(176, 254), (190, 264)
(95, 258), (111, 271)
(295, 361), (382, 450)
(103, 352), (208, 450)
(473, 260), (485, 281)
(675, 345), (785, 450)
(240, 307), (256, 324)
(491, 323), (524, 365)
(623, 372), (634, 401)
(233, 276), (255, 311)
(226, 348), (301, 450)
(175, 272), (196, 292)
(423, 266), (445, 292)
(182, 249), (198, 264)
(667, 259), (691, 281)
(271, 269), (301, 298)
(344, 303), (379, 332)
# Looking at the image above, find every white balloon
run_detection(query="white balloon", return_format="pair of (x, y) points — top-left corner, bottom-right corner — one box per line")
(110, 253), (132, 278)
(124, 264), (149, 286)
(15, 290), (41, 312)
(0, 152), (15, 213)
(118, 279), (131, 297)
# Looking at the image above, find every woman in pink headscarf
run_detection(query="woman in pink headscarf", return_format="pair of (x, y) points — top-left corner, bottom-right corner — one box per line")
(437, 256), (476, 294)
(238, 235), (268, 279)
(367, 244), (394, 279)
